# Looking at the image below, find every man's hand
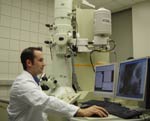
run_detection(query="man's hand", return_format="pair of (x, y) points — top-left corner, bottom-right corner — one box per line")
(75, 105), (109, 117)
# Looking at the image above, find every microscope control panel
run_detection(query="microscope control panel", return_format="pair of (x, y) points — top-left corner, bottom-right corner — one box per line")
(57, 92), (80, 104)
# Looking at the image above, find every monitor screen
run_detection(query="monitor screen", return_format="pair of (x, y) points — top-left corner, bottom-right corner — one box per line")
(94, 63), (116, 98)
(116, 58), (148, 101)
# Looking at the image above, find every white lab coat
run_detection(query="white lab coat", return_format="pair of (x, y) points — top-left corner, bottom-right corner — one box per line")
(7, 71), (79, 121)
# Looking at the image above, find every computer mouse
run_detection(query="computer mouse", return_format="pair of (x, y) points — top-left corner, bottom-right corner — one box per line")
(91, 113), (109, 118)
(91, 114), (100, 117)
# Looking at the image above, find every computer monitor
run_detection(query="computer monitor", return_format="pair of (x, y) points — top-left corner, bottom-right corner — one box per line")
(116, 57), (148, 101)
(94, 63), (116, 98)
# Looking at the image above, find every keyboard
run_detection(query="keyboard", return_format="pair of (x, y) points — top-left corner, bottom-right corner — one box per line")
(49, 86), (80, 104)
(80, 100), (143, 119)
(57, 93), (80, 104)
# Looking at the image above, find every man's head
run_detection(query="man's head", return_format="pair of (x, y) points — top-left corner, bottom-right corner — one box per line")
(21, 47), (45, 76)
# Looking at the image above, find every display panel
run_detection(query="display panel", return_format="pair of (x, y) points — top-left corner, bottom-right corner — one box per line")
(116, 58), (147, 101)
(94, 63), (116, 98)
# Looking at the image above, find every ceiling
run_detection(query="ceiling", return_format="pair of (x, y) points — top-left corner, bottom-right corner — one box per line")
(80, 0), (147, 12)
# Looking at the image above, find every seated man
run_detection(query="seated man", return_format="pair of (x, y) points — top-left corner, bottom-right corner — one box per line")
(7, 47), (108, 121)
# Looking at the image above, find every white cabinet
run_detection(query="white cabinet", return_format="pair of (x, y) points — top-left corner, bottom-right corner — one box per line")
(0, 102), (8, 121)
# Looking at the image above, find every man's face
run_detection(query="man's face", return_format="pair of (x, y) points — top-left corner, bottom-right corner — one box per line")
(29, 50), (45, 76)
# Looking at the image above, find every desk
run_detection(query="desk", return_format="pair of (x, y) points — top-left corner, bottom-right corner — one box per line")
(70, 113), (150, 121)
(74, 91), (150, 121)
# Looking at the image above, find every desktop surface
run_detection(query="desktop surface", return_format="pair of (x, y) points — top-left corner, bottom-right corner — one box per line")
(80, 100), (143, 119)
(70, 110), (150, 121)
(70, 115), (119, 121)
(70, 115), (149, 121)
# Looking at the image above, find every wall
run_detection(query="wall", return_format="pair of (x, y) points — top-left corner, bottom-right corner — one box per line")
(0, 0), (54, 97)
(110, 8), (133, 62)
(110, 0), (150, 62)
(132, 0), (150, 58)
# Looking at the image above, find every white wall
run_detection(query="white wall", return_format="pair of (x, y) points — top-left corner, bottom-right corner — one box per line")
(110, 8), (133, 62)
(132, 0), (150, 58)
(0, 0), (54, 97)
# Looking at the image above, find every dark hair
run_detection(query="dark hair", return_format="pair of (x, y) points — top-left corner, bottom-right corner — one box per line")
(20, 47), (42, 70)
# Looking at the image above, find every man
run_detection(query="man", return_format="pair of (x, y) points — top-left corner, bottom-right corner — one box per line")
(7, 47), (108, 121)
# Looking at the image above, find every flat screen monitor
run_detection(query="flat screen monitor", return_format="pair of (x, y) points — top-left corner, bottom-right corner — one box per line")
(94, 63), (116, 98)
(116, 57), (148, 101)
